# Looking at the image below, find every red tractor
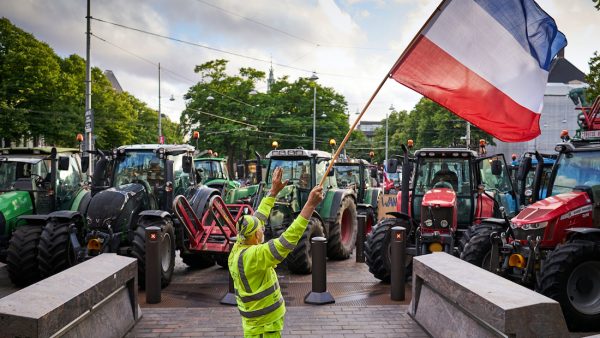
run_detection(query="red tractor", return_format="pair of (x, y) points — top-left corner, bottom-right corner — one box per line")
(461, 96), (600, 331)
(365, 145), (518, 281)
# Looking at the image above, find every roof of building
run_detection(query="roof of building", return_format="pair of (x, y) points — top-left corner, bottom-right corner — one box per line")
(548, 57), (586, 84)
(104, 70), (124, 93)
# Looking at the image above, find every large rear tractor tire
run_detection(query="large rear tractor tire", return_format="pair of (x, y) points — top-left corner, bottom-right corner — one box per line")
(460, 222), (505, 269)
(537, 240), (600, 331)
(38, 219), (77, 278)
(7, 225), (42, 287)
(365, 218), (412, 282)
(327, 197), (358, 260)
(181, 252), (216, 269)
(132, 218), (176, 289)
(286, 217), (324, 274)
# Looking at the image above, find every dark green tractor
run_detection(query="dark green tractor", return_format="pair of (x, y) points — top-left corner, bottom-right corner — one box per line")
(34, 144), (218, 288)
(225, 148), (358, 274)
(333, 158), (381, 234)
(0, 147), (91, 286)
(194, 155), (240, 195)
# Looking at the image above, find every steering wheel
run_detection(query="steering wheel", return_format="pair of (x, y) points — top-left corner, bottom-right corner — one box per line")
(433, 181), (453, 189)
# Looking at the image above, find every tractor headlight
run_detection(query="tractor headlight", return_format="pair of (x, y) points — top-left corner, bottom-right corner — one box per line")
(424, 219), (433, 227)
(440, 220), (448, 228)
(522, 221), (548, 231)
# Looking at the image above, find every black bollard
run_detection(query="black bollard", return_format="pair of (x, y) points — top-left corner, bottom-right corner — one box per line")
(220, 236), (237, 305)
(304, 237), (335, 305)
(356, 215), (366, 263)
(390, 226), (406, 301)
(145, 226), (162, 304)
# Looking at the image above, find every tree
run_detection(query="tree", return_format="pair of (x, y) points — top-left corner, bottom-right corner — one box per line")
(586, 51), (600, 102)
(181, 59), (350, 172)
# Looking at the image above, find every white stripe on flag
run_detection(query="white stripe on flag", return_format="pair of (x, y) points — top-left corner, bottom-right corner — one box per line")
(423, 0), (548, 113)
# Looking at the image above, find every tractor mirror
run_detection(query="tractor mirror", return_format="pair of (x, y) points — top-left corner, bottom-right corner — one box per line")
(328, 168), (335, 176)
(387, 158), (398, 173)
(491, 159), (503, 176)
(370, 168), (378, 178)
(182, 156), (193, 173)
(58, 157), (70, 171)
(81, 156), (89, 173)
(516, 157), (532, 181)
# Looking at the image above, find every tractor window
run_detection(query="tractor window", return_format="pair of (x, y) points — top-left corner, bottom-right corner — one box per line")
(335, 165), (360, 189)
(552, 152), (600, 195)
(268, 158), (312, 189)
(170, 153), (191, 195)
(479, 157), (512, 193)
(57, 156), (81, 208)
(114, 151), (161, 190)
(317, 159), (337, 189)
(0, 161), (18, 189)
(195, 160), (226, 181)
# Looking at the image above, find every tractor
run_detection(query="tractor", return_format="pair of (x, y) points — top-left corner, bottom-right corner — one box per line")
(510, 151), (556, 207)
(33, 144), (229, 288)
(333, 158), (381, 234)
(194, 153), (240, 195)
(461, 96), (600, 331)
(0, 147), (90, 286)
(365, 145), (517, 282)
(225, 148), (357, 274)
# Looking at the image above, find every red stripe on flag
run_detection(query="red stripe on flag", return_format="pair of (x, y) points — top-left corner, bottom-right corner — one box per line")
(391, 35), (540, 142)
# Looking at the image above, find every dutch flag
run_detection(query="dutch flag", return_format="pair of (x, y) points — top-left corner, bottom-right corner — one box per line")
(391, 0), (567, 142)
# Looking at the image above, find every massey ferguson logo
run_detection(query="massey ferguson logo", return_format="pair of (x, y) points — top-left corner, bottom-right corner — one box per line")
(560, 205), (593, 220)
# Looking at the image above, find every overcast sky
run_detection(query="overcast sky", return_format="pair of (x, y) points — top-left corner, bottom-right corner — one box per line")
(2, 0), (598, 127)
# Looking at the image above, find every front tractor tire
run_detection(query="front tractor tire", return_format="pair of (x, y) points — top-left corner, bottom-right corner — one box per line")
(460, 222), (505, 270)
(7, 225), (42, 287)
(327, 197), (358, 260)
(537, 240), (600, 332)
(132, 218), (176, 289)
(38, 219), (77, 278)
(364, 217), (412, 282)
(286, 217), (324, 274)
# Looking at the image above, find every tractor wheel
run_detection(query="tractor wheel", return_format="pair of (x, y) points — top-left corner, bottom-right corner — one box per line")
(286, 217), (324, 274)
(181, 252), (215, 269)
(361, 208), (376, 235)
(537, 240), (600, 331)
(132, 218), (176, 289)
(365, 218), (412, 282)
(215, 253), (230, 269)
(7, 225), (42, 287)
(327, 197), (358, 260)
(459, 222), (505, 267)
(38, 219), (77, 278)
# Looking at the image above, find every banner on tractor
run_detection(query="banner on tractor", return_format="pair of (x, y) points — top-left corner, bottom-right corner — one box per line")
(391, 0), (566, 142)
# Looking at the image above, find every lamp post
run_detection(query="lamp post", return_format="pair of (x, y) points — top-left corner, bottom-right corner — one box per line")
(386, 104), (394, 171)
(309, 72), (319, 150)
(158, 63), (162, 144)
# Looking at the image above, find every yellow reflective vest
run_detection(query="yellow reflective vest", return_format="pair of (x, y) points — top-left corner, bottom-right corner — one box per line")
(228, 196), (309, 332)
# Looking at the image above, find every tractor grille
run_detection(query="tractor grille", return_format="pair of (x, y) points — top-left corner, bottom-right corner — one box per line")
(512, 227), (545, 241)
(421, 205), (453, 229)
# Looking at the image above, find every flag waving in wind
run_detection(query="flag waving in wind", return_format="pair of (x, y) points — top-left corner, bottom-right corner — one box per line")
(391, 0), (567, 142)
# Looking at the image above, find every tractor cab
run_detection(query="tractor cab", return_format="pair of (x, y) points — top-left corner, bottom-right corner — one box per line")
(194, 156), (240, 194)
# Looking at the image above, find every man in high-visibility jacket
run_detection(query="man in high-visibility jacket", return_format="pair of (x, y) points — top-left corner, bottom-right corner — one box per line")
(229, 167), (324, 337)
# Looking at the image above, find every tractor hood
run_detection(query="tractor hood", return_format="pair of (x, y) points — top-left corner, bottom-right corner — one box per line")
(511, 191), (591, 227)
(86, 183), (146, 231)
(421, 188), (456, 208)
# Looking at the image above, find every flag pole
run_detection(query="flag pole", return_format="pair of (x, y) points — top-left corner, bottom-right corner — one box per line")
(318, 0), (448, 187)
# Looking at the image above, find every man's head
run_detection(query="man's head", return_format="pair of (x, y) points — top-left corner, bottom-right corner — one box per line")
(237, 214), (265, 245)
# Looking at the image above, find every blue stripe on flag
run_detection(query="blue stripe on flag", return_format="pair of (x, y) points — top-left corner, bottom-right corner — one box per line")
(475, 0), (567, 71)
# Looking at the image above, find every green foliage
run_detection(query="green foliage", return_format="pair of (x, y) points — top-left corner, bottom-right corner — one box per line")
(181, 59), (350, 171)
(594, 0), (600, 10)
(586, 51), (600, 103)
(370, 98), (492, 163)
(0, 18), (182, 148)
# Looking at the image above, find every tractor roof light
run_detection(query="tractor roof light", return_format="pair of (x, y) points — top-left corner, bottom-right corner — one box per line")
(560, 129), (570, 141)
(272, 141), (279, 149)
(76, 133), (84, 142)
(193, 131), (200, 140)
(407, 139), (414, 148)
(329, 139), (336, 147)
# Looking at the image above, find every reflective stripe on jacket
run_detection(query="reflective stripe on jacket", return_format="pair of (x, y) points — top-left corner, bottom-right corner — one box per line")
(228, 196), (310, 328)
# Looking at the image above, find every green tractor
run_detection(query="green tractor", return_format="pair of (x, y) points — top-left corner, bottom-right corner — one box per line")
(33, 144), (214, 288)
(194, 155), (240, 195)
(0, 147), (90, 286)
(225, 148), (358, 273)
(333, 158), (381, 234)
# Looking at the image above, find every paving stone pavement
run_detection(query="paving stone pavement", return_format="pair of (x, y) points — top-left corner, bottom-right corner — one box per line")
(126, 305), (428, 338)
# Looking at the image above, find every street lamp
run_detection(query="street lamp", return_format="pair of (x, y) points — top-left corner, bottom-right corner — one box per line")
(158, 63), (162, 144)
(386, 104), (394, 170)
(309, 72), (319, 150)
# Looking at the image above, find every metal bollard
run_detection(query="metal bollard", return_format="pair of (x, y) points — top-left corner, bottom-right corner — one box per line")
(145, 226), (162, 304)
(220, 236), (237, 305)
(304, 237), (335, 305)
(390, 226), (406, 301)
(356, 215), (366, 263)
